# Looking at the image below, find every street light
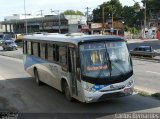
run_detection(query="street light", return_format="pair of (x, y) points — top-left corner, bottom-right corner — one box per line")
(143, 0), (147, 39)
(110, 4), (115, 35)
(24, 0), (28, 34)
(102, 7), (104, 34)
(132, 0), (147, 39)
(51, 9), (61, 33)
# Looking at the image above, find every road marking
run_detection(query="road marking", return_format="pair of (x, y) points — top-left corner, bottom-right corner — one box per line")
(146, 71), (160, 75)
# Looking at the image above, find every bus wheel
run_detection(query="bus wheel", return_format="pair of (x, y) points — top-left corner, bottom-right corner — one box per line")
(64, 82), (73, 101)
(34, 69), (42, 86)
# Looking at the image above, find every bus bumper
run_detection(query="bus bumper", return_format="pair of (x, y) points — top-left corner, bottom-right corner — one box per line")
(82, 77), (134, 103)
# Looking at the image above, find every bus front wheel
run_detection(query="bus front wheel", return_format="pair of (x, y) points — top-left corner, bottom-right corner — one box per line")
(64, 82), (73, 102)
(34, 69), (42, 86)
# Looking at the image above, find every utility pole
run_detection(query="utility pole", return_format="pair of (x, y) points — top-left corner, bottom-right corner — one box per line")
(24, 0), (28, 34)
(132, 0), (147, 39)
(111, 4), (114, 35)
(102, 7), (104, 34)
(39, 10), (44, 16)
(51, 9), (61, 33)
(85, 7), (91, 24)
(39, 10), (44, 32)
(111, 7), (114, 29)
(144, 0), (147, 39)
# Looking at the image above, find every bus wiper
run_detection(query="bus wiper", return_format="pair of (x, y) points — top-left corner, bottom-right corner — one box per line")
(106, 51), (112, 77)
(96, 49), (111, 78)
(97, 49), (112, 78)
(111, 61), (125, 79)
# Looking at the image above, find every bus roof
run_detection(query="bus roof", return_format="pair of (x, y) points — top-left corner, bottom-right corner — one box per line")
(23, 33), (125, 45)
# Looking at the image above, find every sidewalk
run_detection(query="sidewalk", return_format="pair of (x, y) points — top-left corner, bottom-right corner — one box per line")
(127, 39), (159, 43)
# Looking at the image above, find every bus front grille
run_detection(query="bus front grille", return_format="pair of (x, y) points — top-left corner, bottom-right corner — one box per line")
(98, 92), (126, 101)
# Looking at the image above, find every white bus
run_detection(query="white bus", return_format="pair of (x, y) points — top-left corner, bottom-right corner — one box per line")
(23, 33), (134, 103)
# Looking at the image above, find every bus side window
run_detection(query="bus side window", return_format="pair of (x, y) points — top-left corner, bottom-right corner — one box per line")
(32, 42), (39, 57)
(48, 44), (53, 61)
(55, 45), (59, 62)
(53, 44), (56, 61)
(45, 44), (48, 59)
(38, 43), (40, 57)
(59, 46), (67, 71)
(27, 41), (32, 55)
(40, 43), (46, 59)
(31, 42), (33, 55)
(23, 41), (27, 54)
(68, 48), (72, 72)
(23, 41), (25, 54)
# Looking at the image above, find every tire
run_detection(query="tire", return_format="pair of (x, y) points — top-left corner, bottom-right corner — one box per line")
(64, 82), (73, 101)
(34, 69), (42, 86)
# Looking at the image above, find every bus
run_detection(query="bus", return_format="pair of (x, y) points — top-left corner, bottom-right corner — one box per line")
(23, 33), (134, 103)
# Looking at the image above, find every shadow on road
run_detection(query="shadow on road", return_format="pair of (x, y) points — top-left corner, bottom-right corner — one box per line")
(0, 77), (160, 118)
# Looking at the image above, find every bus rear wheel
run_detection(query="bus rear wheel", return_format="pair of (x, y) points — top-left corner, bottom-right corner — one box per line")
(64, 82), (73, 102)
(34, 69), (42, 86)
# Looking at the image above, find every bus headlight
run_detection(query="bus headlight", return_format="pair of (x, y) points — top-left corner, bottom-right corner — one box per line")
(82, 82), (95, 92)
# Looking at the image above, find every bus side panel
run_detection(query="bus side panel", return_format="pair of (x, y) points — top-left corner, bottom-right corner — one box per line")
(74, 80), (86, 102)
(44, 63), (62, 91)
(24, 55), (59, 89)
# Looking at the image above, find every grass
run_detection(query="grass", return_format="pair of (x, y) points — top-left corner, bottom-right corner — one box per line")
(151, 93), (160, 100)
(134, 88), (160, 100)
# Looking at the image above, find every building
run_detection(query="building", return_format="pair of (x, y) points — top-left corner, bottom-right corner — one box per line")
(90, 21), (124, 36)
(0, 14), (87, 34)
(141, 8), (160, 39)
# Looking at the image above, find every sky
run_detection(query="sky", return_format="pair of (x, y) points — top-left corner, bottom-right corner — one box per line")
(0, 0), (142, 21)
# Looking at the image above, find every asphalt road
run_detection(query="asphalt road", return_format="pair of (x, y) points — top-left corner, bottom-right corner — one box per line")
(0, 55), (160, 118)
(133, 59), (160, 93)
(0, 46), (23, 59)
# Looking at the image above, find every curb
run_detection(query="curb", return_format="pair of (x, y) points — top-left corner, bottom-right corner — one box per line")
(0, 53), (23, 60)
(134, 88), (160, 100)
(134, 86), (160, 95)
(127, 39), (159, 43)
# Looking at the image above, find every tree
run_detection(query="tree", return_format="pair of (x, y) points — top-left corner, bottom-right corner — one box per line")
(92, 0), (143, 29)
(92, 0), (160, 32)
(61, 10), (84, 15)
(122, 3), (143, 28)
(92, 0), (123, 22)
(142, 0), (160, 10)
(141, 0), (160, 18)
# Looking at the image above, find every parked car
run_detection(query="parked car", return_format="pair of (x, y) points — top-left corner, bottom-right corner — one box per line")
(130, 46), (156, 58)
(2, 40), (18, 51)
(0, 34), (13, 45)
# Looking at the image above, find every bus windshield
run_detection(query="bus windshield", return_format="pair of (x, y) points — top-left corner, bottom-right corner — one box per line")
(79, 41), (132, 79)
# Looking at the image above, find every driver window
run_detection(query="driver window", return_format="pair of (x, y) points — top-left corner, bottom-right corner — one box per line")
(91, 51), (98, 64)
(90, 51), (104, 65)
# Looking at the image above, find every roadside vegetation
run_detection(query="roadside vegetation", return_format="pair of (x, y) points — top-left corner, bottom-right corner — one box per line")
(92, 0), (160, 33)
(134, 88), (160, 100)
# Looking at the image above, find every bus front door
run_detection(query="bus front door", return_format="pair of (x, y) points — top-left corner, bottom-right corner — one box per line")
(69, 48), (78, 96)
